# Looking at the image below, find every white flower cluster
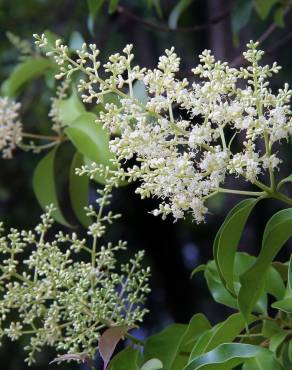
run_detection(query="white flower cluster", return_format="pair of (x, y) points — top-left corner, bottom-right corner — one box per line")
(0, 97), (23, 158)
(0, 198), (150, 364)
(35, 35), (292, 222)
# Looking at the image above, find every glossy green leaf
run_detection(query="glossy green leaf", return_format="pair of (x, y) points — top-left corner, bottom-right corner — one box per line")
(213, 199), (256, 286)
(140, 359), (163, 370)
(189, 313), (255, 361)
(266, 265), (285, 300)
(205, 254), (266, 313)
(262, 320), (283, 338)
(272, 297), (292, 313)
(1, 57), (53, 97)
(239, 208), (292, 320)
(65, 112), (115, 167)
(254, 0), (278, 20)
(54, 89), (85, 127)
(214, 198), (258, 294)
(242, 353), (284, 370)
(203, 313), (255, 353)
(69, 153), (91, 227)
(269, 331), (287, 353)
(33, 147), (70, 227)
(185, 343), (282, 370)
(143, 324), (187, 370)
(168, 0), (192, 29)
(99, 326), (129, 370)
(171, 314), (211, 369)
(83, 156), (108, 185)
(108, 347), (140, 370)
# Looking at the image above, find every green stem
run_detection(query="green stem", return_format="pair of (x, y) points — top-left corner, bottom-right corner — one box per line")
(22, 132), (60, 141)
(218, 188), (265, 197)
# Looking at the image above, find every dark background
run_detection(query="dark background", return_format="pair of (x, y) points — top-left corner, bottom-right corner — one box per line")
(1, 0), (292, 369)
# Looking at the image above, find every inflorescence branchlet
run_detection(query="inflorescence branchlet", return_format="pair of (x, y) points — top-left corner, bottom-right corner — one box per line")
(0, 189), (150, 364)
(33, 34), (292, 223)
(0, 97), (23, 158)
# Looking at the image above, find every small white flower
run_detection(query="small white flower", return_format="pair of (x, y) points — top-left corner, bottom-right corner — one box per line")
(0, 97), (22, 158)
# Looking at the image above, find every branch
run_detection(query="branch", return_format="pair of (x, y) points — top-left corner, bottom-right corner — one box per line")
(116, 3), (234, 33)
(231, 4), (292, 67)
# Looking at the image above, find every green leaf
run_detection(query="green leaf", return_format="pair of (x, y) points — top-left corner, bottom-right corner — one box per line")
(109, 0), (119, 13)
(274, 5), (286, 27)
(266, 265), (286, 300)
(65, 112), (115, 167)
(1, 57), (53, 97)
(269, 331), (287, 353)
(185, 343), (283, 370)
(205, 253), (266, 313)
(168, 0), (193, 29)
(133, 80), (148, 105)
(87, 0), (105, 18)
(288, 341), (292, 363)
(69, 31), (85, 50)
(171, 314), (211, 369)
(242, 353), (284, 370)
(143, 324), (187, 370)
(109, 347), (140, 370)
(69, 153), (91, 227)
(231, 0), (253, 35)
(214, 198), (258, 294)
(288, 254), (292, 293)
(254, 0), (278, 20)
(54, 88), (85, 127)
(33, 147), (71, 227)
(272, 297), (292, 313)
(239, 208), (292, 320)
(140, 359), (163, 370)
(99, 326), (129, 370)
(189, 313), (255, 361)
(191, 264), (206, 278)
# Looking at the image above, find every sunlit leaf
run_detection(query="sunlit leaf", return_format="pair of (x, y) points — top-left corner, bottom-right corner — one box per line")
(185, 343), (283, 370)
(54, 88), (85, 127)
(1, 57), (53, 97)
(65, 112), (115, 167)
(189, 313), (255, 361)
(140, 359), (163, 370)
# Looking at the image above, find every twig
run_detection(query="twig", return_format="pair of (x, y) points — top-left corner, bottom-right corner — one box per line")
(231, 3), (292, 67)
(116, 3), (234, 33)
